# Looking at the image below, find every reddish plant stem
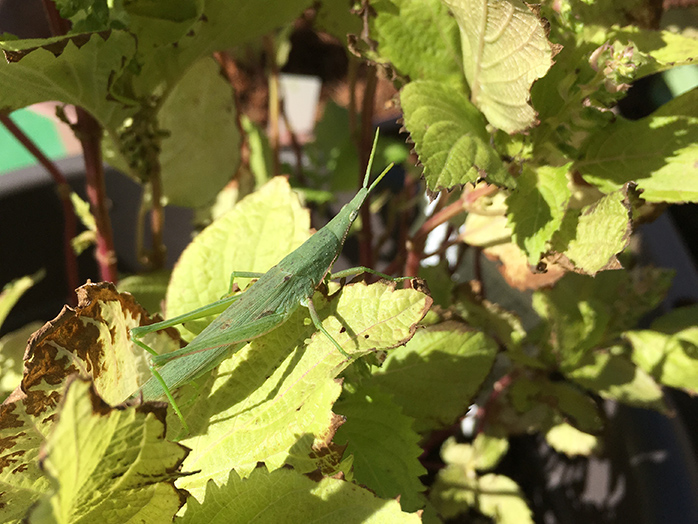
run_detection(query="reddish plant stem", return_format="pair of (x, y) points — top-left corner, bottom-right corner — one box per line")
(347, 57), (359, 140)
(419, 419), (463, 471)
(74, 107), (119, 282)
(42, 0), (70, 34)
(404, 195), (468, 276)
(402, 183), (498, 276)
(476, 371), (518, 435)
(357, 65), (378, 272)
(0, 113), (80, 303)
(42, 0), (118, 282)
(145, 149), (166, 270)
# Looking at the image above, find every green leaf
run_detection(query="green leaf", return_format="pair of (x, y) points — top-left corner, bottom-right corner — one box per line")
(0, 32), (137, 127)
(117, 270), (171, 316)
(441, 0), (554, 133)
(433, 471), (532, 523)
(368, 321), (498, 434)
(559, 268), (670, 341)
(533, 269), (672, 368)
(0, 270), (44, 330)
(528, 33), (626, 160)
(369, 0), (463, 85)
(155, 57), (241, 208)
(0, 397), (54, 522)
(553, 187), (632, 275)
(468, 433), (509, 471)
(0, 321), (42, 402)
(452, 285), (528, 357)
(177, 467), (421, 523)
(627, 329), (698, 393)
(241, 116), (274, 187)
(567, 350), (666, 412)
(173, 282), (432, 499)
(400, 80), (512, 191)
(431, 439), (532, 523)
(69, 193), (97, 255)
(315, 0), (362, 43)
(305, 101), (358, 193)
(609, 27), (698, 80)
(545, 423), (598, 457)
(53, 0), (115, 33)
(29, 379), (187, 524)
(650, 305), (698, 336)
(576, 87), (698, 203)
(0, 284), (181, 523)
(506, 163), (572, 264)
(626, 305), (698, 394)
(533, 288), (610, 370)
(165, 177), (312, 338)
(123, 0), (202, 50)
(418, 261), (455, 308)
(334, 386), (427, 512)
(132, 0), (313, 95)
(507, 377), (602, 434)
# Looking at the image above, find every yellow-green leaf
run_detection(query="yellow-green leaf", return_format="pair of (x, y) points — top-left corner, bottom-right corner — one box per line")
(334, 386), (427, 512)
(29, 379), (187, 524)
(177, 467), (421, 523)
(173, 282), (432, 500)
(441, 0), (554, 133)
(369, 321), (498, 434)
(546, 423), (599, 457)
(165, 177), (312, 338)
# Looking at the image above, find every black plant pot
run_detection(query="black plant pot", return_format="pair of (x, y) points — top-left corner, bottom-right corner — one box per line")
(0, 156), (193, 336)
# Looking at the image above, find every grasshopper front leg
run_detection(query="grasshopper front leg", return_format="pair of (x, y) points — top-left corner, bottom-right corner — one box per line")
(329, 266), (413, 283)
(130, 270), (265, 341)
(302, 296), (352, 359)
(306, 270), (413, 359)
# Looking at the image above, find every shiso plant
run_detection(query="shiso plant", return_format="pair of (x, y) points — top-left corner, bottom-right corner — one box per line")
(1, 0), (698, 522)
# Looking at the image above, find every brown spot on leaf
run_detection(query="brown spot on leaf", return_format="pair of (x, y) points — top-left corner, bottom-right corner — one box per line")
(23, 390), (61, 417)
(0, 450), (26, 474)
(0, 404), (22, 431)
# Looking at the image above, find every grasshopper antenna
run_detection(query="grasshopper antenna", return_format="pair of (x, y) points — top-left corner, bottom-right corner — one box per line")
(362, 129), (381, 188)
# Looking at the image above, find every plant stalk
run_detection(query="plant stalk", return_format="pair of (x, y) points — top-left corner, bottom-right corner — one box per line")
(42, 0), (118, 283)
(0, 113), (80, 304)
(74, 107), (119, 283)
(358, 65), (378, 272)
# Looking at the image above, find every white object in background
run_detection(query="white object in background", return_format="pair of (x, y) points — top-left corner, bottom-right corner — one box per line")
(278, 74), (322, 144)
(422, 193), (462, 267)
(461, 404), (479, 437)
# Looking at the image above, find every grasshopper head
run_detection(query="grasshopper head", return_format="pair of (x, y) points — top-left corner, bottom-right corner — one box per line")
(324, 163), (393, 243)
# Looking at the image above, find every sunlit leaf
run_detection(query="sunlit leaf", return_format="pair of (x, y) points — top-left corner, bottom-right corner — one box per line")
(442, 0), (554, 133)
(177, 467), (421, 523)
(401, 80), (513, 191)
(335, 386), (426, 512)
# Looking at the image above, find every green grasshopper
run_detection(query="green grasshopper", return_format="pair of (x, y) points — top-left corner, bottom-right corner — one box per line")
(130, 137), (409, 431)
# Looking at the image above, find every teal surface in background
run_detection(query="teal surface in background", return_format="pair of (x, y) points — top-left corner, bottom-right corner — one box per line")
(0, 108), (67, 175)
